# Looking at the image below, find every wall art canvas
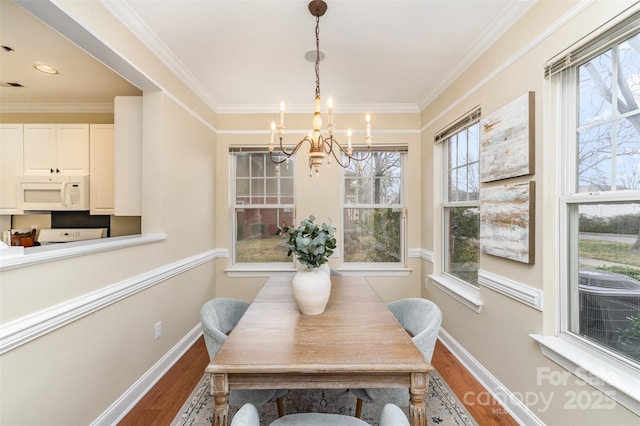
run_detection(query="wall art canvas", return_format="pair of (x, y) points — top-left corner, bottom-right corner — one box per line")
(480, 181), (535, 264)
(480, 92), (534, 182)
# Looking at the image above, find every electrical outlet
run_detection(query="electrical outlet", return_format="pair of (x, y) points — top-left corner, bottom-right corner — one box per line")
(154, 321), (162, 340)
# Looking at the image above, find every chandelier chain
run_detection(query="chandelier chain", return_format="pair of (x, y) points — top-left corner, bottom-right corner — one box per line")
(315, 15), (321, 99)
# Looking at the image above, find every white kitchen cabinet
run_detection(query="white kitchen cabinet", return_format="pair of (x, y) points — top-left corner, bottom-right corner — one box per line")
(89, 124), (115, 215)
(0, 124), (24, 214)
(23, 123), (89, 176)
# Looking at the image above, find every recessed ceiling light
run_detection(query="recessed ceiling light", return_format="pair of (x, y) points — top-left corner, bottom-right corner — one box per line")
(35, 64), (59, 75)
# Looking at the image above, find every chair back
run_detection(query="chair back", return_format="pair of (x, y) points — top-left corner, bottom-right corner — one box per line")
(200, 298), (250, 359)
(387, 298), (442, 362)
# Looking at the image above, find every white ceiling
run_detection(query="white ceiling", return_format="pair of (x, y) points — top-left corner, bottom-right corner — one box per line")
(1, 0), (536, 114)
(0, 0), (141, 111)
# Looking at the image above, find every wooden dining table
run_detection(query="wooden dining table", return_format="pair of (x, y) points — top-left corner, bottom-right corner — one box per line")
(206, 274), (433, 426)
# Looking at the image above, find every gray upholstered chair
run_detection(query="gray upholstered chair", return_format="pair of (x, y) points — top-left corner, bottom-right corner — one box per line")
(200, 298), (287, 416)
(231, 402), (260, 426)
(351, 298), (442, 418)
(229, 403), (409, 426)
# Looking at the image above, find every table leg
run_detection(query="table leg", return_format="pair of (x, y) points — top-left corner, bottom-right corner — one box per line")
(409, 372), (428, 426)
(211, 373), (229, 426)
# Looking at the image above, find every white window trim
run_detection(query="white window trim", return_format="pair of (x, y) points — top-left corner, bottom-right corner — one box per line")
(428, 273), (482, 313)
(337, 262), (411, 277)
(340, 151), (407, 266)
(534, 13), (640, 414)
(440, 120), (480, 289)
(229, 152), (295, 267)
(531, 334), (640, 415)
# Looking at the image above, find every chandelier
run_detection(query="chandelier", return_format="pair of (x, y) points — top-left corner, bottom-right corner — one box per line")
(268, 0), (372, 177)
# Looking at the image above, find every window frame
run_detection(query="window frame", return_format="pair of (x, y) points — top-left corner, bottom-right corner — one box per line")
(428, 109), (483, 312)
(533, 11), (640, 415)
(338, 148), (407, 271)
(441, 119), (480, 286)
(558, 49), (640, 364)
(228, 150), (296, 272)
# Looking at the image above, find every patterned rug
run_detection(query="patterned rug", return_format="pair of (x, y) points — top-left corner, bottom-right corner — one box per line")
(172, 369), (477, 426)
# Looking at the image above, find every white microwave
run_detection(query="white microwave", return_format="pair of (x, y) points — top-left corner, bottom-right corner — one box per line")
(18, 175), (89, 211)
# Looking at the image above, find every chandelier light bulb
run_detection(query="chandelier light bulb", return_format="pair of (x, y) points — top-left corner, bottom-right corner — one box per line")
(266, 0), (372, 176)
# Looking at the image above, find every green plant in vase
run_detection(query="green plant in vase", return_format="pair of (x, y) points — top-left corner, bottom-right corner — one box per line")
(277, 215), (336, 269)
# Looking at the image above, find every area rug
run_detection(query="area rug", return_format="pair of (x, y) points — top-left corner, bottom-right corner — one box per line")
(172, 369), (477, 426)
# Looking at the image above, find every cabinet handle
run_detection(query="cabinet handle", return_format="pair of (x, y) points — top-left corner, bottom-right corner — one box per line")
(50, 168), (54, 174)
(56, 168), (60, 173)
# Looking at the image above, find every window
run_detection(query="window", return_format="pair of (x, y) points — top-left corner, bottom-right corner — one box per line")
(231, 151), (295, 264)
(341, 149), (406, 264)
(553, 18), (640, 365)
(441, 116), (480, 286)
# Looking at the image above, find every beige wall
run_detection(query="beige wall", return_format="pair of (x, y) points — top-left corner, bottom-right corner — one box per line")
(421, 1), (638, 424)
(2, 0), (639, 425)
(0, 1), (217, 424)
(213, 111), (423, 303)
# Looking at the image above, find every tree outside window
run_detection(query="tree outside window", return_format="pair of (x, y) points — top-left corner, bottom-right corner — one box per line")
(563, 31), (640, 363)
(342, 151), (405, 263)
(443, 122), (480, 285)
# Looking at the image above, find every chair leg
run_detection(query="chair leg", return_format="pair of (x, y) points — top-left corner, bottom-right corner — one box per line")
(355, 398), (364, 418)
(276, 396), (285, 417)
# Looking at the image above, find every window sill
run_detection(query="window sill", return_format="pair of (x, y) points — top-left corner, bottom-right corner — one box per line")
(530, 334), (640, 415)
(225, 263), (296, 278)
(427, 273), (483, 313)
(0, 234), (168, 271)
(336, 263), (411, 277)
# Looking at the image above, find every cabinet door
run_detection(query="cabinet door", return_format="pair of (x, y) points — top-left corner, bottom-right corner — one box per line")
(57, 124), (89, 175)
(23, 124), (56, 175)
(0, 124), (24, 213)
(89, 124), (115, 214)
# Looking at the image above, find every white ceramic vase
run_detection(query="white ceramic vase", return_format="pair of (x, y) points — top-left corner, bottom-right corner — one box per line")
(292, 267), (331, 315)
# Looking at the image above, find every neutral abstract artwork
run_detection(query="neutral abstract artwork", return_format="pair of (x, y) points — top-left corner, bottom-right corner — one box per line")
(480, 92), (534, 182)
(480, 181), (535, 264)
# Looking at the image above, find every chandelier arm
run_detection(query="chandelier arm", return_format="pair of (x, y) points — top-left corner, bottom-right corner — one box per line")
(276, 136), (312, 157)
(268, 150), (291, 164)
(321, 136), (372, 168)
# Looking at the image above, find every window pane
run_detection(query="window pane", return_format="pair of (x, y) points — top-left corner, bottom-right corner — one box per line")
(447, 123), (479, 202)
(343, 208), (401, 262)
(578, 50), (613, 127)
(233, 152), (295, 263)
(236, 178), (249, 197)
(571, 203), (640, 363)
(236, 154), (250, 177)
(578, 116), (640, 192)
(618, 35), (640, 114)
(235, 208), (294, 262)
(578, 123), (613, 191)
(616, 116), (640, 190)
(343, 153), (401, 205)
(445, 206), (479, 285)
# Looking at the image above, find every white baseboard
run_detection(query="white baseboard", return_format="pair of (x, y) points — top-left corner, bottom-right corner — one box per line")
(92, 324), (203, 425)
(438, 328), (544, 426)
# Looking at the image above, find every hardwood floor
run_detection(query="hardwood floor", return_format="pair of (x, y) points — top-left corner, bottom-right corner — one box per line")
(118, 336), (518, 425)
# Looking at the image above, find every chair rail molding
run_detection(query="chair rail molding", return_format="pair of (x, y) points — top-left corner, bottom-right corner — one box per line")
(0, 249), (218, 355)
(478, 269), (543, 311)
